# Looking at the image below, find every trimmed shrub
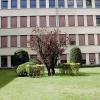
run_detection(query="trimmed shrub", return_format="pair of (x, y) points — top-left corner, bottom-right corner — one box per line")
(70, 47), (82, 64)
(59, 63), (80, 75)
(14, 49), (29, 66)
(16, 62), (45, 77)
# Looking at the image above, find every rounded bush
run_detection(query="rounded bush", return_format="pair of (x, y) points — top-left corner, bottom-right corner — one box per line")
(14, 49), (29, 66)
(70, 47), (82, 63)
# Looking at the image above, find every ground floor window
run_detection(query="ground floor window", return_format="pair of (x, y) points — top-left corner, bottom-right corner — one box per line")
(1, 56), (7, 67)
(60, 54), (67, 63)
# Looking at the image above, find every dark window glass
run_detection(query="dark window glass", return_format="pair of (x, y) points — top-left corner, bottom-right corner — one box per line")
(1, 56), (7, 67)
(67, 0), (74, 8)
(96, 16), (100, 26)
(20, 0), (27, 8)
(40, 0), (46, 8)
(86, 0), (92, 8)
(11, 0), (17, 8)
(1, 0), (8, 9)
(58, 0), (64, 8)
(30, 0), (36, 8)
(77, 0), (83, 8)
(95, 0), (100, 8)
(49, 0), (55, 8)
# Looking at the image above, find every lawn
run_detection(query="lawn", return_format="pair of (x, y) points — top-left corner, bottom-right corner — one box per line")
(0, 67), (100, 100)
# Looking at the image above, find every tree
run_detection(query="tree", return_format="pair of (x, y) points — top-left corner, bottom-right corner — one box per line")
(70, 47), (82, 63)
(29, 27), (68, 76)
(14, 49), (29, 66)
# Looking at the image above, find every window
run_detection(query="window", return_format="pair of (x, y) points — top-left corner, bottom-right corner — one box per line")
(1, 36), (8, 48)
(58, 0), (64, 8)
(59, 16), (65, 27)
(30, 16), (37, 27)
(89, 53), (95, 64)
(11, 0), (17, 8)
(40, 16), (46, 27)
(78, 15), (84, 26)
(10, 35), (17, 47)
(82, 53), (86, 64)
(77, 0), (83, 8)
(96, 16), (100, 26)
(95, 0), (100, 8)
(68, 15), (75, 26)
(49, 16), (56, 27)
(88, 34), (94, 45)
(79, 34), (85, 45)
(30, 0), (36, 8)
(20, 0), (27, 8)
(20, 35), (27, 47)
(49, 0), (55, 8)
(97, 34), (100, 45)
(59, 34), (67, 45)
(11, 16), (17, 28)
(60, 54), (67, 63)
(69, 34), (76, 45)
(86, 0), (92, 8)
(87, 15), (93, 26)
(1, 56), (7, 67)
(1, 17), (8, 28)
(67, 0), (74, 8)
(20, 16), (27, 27)
(40, 0), (46, 8)
(1, 0), (8, 9)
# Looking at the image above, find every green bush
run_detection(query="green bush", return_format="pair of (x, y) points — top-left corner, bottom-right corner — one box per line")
(14, 49), (29, 66)
(59, 63), (80, 75)
(16, 62), (45, 77)
(70, 47), (82, 64)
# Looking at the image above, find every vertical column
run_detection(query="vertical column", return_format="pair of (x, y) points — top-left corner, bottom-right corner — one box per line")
(17, 16), (20, 28)
(85, 34), (88, 45)
(17, 35), (20, 47)
(18, 0), (20, 9)
(55, 0), (58, 8)
(0, 0), (1, 9)
(8, 17), (11, 28)
(65, 0), (68, 8)
(93, 15), (96, 26)
(75, 15), (78, 26)
(27, 16), (30, 27)
(86, 53), (89, 65)
(84, 15), (87, 26)
(65, 15), (68, 27)
(0, 17), (1, 28)
(83, 0), (86, 8)
(0, 56), (1, 68)
(94, 34), (97, 45)
(8, 36), (10, 48)
(46, 16), (49, 27)
(27, 35), (30, 47)
(36, 0), (39, 8)
(67, 53), (70, 62)
(8, 56), (11, 67)
(8, 0), (11, 9)
(95, 53), (99, 64)
(74, 0), (77, 8)
(37, 16), (39, 27)
(92, 0), (95, 8)
(46, 0), (49, 8)
(76, 34), (79, 46)
(27, 0), (30, 8)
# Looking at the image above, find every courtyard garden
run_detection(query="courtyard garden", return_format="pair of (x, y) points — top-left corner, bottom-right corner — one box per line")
(0, 67), (100, 100)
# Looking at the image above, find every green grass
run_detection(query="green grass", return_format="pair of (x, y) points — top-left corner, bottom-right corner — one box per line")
(0, 68), (100, 100)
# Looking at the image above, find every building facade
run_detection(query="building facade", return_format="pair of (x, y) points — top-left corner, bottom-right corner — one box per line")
(0, 0), (100, 67)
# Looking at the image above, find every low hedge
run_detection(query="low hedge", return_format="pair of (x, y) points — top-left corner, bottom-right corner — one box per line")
(16, 62), (45, 77)
(58, 63), (80, 75)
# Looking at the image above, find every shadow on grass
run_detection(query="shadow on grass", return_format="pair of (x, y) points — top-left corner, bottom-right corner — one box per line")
(0, 69), (17, 88)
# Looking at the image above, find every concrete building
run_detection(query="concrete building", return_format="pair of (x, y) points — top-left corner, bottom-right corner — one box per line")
(0, 0), (100, 67)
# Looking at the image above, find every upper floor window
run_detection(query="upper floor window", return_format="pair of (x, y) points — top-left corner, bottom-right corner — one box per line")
(96, 16), (100, 26)
(49, 0), (55, 8)
(58, 0), (64, 8)
(40, 0), (46, 8)
(11, 0), (17, 8)
(67, 0), (74, 8)
(1, 0), (8, 9)
(30, 0), (36, 8)
(77, 0), (83, 8)
(95, 0), (100, 8)
(20, 0), (27, 8)
(86, 0), (92, 8)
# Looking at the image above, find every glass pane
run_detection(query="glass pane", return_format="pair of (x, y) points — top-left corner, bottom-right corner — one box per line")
(49, 0), (55, 8)
(20, 0), (27, 8)
(1, 0), (8, 9)
(67, 0), (74, 8)
(95, 0), (100, 8)
(11, 0), (17, 8)
(30, 0), (36, 8)
(58, 0), (64, 8)
(40, 0), (46, 8)
(77, 0), (83, 8)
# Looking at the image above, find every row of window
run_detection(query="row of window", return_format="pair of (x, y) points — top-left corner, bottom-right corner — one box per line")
(1, 0), (100, 9)
(1, 15), (100, 29)
(0, 34), (100, 48)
